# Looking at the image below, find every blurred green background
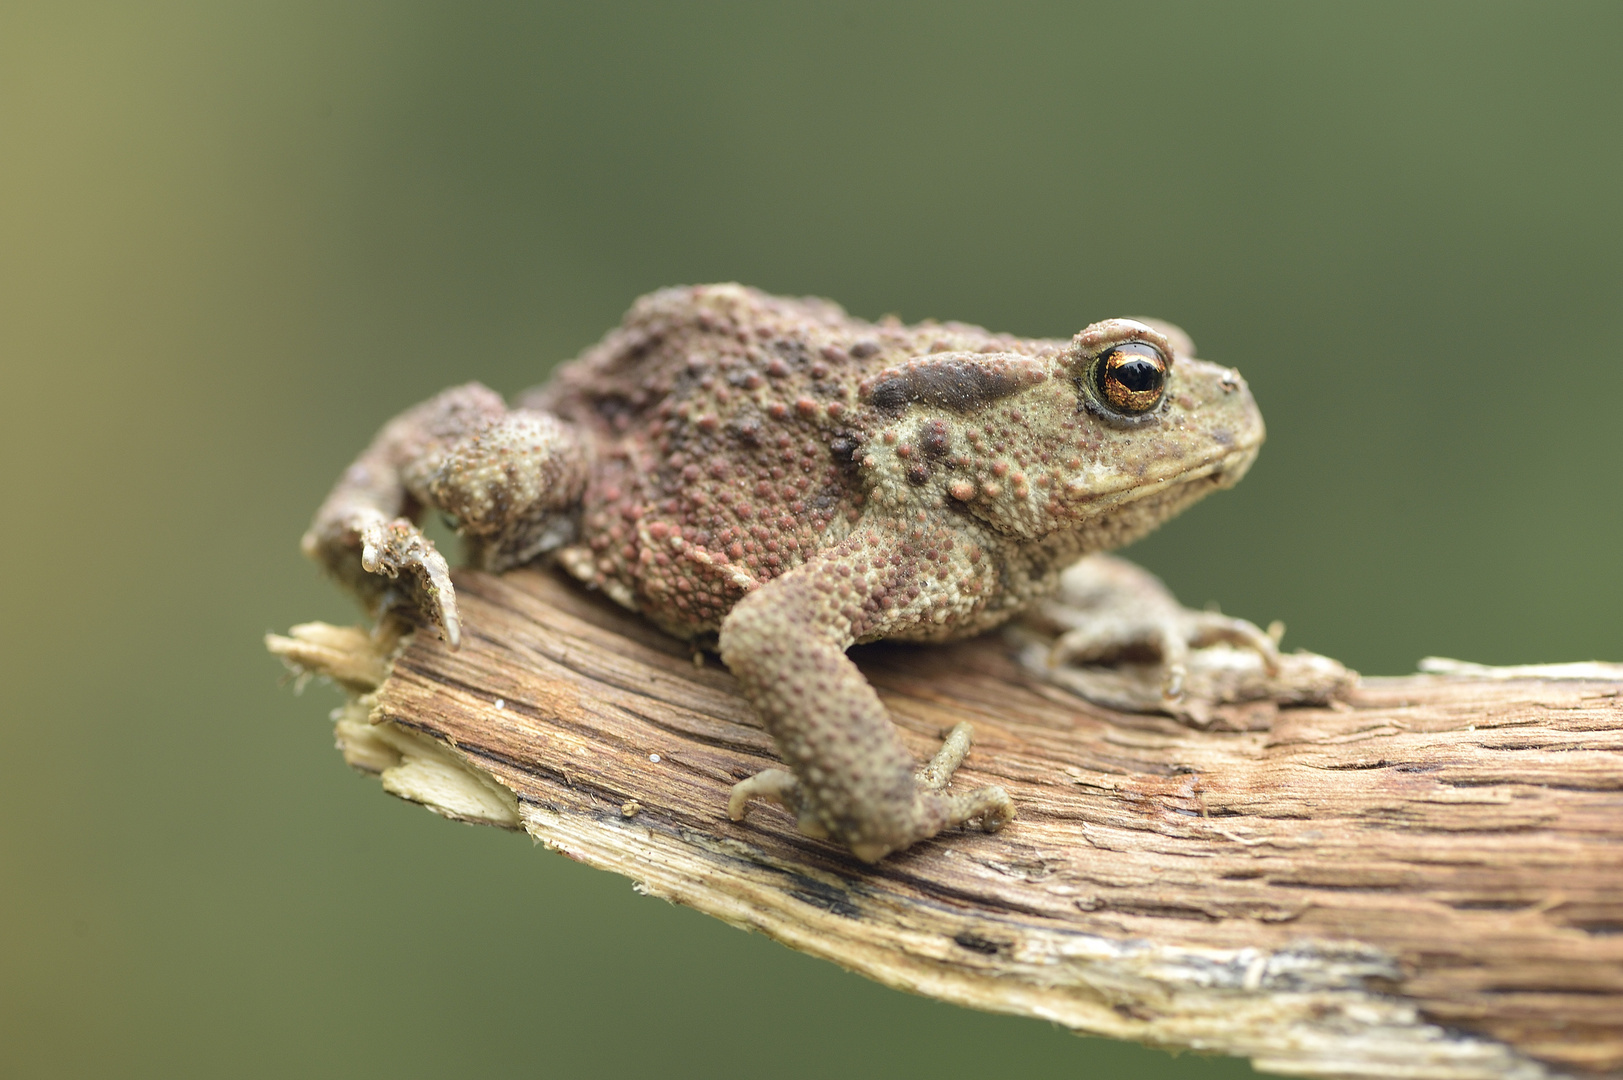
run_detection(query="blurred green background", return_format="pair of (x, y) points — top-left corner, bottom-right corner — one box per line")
(3, 3), (1619, 1077)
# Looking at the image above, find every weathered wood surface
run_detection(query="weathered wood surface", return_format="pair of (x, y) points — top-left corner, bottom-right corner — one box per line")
(269, 567), (1623, 1080)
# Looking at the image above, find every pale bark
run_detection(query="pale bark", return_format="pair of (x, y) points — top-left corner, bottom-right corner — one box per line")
(268, 568), (1623, 1079)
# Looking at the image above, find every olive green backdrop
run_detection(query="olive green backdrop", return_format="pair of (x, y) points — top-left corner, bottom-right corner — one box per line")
(3, 3), (1618, 1078)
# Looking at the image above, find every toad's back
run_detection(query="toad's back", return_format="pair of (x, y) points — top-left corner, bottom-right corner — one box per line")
(523, 283), (1065, 636)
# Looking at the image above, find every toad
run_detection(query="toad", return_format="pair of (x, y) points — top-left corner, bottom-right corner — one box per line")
(304, 284), (1288, 861)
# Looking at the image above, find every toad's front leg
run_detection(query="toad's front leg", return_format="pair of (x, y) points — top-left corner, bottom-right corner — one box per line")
(302, 383), (589, 645)
(720, 534), (1012, 862)
(1014, 554), (1354, 721)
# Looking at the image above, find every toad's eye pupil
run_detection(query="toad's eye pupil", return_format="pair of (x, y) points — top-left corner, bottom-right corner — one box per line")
(1096, 341), (1168, 415)
(1112, 357), (1160, 392)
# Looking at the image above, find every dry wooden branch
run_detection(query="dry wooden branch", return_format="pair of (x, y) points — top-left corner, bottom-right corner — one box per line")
(268, 568), (1623, 1080)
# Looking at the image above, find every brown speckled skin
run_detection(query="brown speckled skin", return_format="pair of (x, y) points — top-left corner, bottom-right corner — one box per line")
(305, 284), (1265, 861)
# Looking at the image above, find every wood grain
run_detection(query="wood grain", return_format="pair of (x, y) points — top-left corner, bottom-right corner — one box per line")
(270, 567), (1623, 1079)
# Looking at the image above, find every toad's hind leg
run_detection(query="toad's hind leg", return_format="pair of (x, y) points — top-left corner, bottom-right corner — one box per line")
(720, 536), (1012, 862)
(302, 383), (589, 645)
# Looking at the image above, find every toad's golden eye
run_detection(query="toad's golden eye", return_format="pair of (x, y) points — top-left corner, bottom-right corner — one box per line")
(1096, 341), (1168, 414)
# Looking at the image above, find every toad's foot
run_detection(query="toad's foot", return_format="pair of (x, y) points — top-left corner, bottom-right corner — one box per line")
(358, 517), (461, 647)
(303, 383), (593, 648)
(1011, 555), (1354, 726)
(729, 723), (1013, 859)
(914, 723), (1016, 833)
(728, 769), (829, 840)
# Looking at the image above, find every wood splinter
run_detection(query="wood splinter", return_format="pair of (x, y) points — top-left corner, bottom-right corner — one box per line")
(267, 567), (1623, 1080)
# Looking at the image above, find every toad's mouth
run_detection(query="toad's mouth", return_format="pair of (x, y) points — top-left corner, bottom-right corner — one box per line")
(1061, 444), (1260, 515)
